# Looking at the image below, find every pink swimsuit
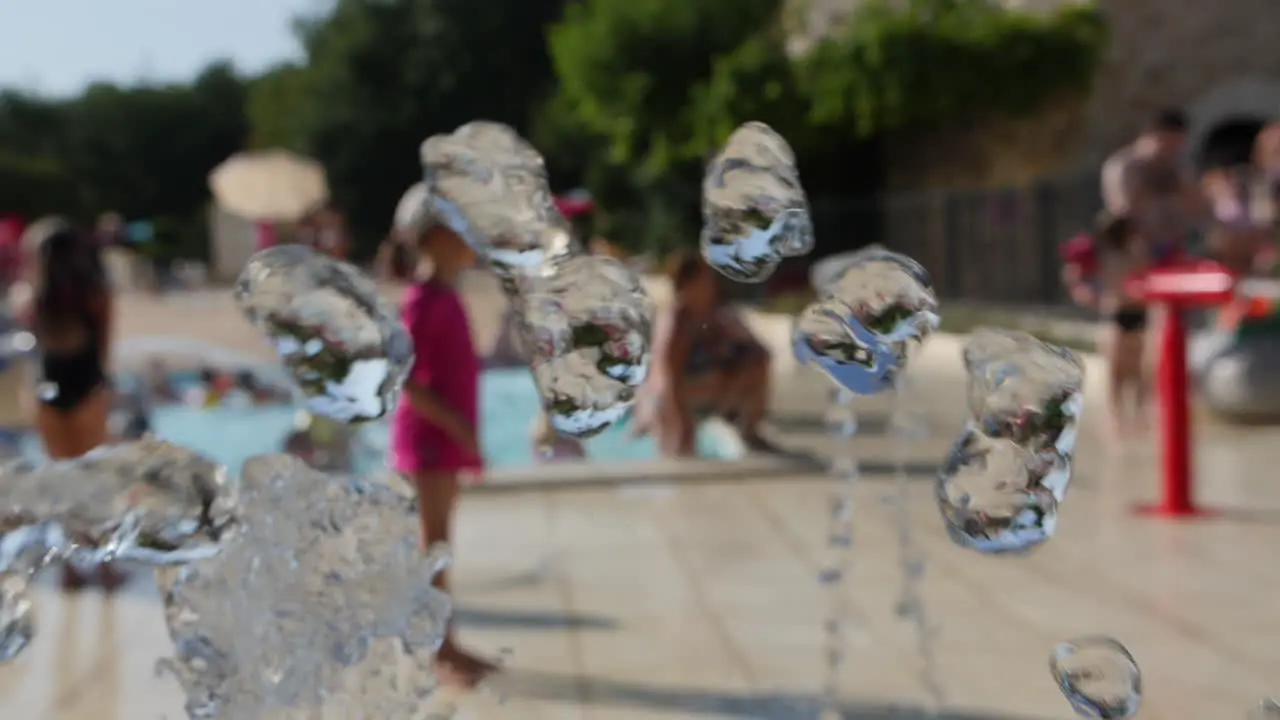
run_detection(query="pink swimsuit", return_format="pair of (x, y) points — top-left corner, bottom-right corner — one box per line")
(390, 281), (482, 474)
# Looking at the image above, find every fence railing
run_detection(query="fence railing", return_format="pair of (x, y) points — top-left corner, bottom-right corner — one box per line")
(806, 166), (1102, 306)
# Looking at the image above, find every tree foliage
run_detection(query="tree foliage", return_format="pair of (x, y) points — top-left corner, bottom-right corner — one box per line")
(0, 64), (248, 258)
(280, 0), (567, 257)
(798, 0), (1105, 136)
(0, 0), (1105, 260)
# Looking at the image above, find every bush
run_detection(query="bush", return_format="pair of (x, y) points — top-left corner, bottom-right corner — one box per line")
(797, 0), (1105, 135)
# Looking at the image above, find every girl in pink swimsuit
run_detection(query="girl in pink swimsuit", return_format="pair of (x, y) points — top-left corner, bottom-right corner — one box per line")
(389, 218), (496, 687)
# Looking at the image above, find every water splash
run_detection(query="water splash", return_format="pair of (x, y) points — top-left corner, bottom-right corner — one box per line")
(1049, 636), (1141, 718)
(701, 122), (814, 282)
(1251, 698), (1280, 717)
(890, 376), (944, 710)
(235, 245), (412, 424)
(798, 248), (941, 714)
(0, 438), (233, 662)
(818, 389), (857, 717)
(0, 574), (33, 662)
(519, 255), (653, 437)
(938, 329), (1084, 554)
(155, 454), (452, 719)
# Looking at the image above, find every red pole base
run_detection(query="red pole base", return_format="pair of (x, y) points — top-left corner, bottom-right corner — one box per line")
(1131, 502), (1220, 519)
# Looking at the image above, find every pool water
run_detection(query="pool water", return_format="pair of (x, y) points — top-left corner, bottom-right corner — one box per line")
(106, 368), (733, 473)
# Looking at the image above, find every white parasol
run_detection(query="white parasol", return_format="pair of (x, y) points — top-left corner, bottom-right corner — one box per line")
(208, 150), (329, 223)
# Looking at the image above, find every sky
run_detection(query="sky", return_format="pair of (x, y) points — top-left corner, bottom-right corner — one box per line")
(0, 0), (324, 96)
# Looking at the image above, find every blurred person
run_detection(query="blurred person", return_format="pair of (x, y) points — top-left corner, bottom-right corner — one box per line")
(389, 206), (496, 688)
(234, 370), (279, 404)
(299, 204), (350, 260)
(145, 359), (180, 403)
(1255, 122), (1280, 183)
(1101, 108), (1199, 263)
(1092, 214), (1153, 436)
(190, 366), (235, 408)
(24, 222), (128, 591)
(1201, 165), (1275, 274)
(632, 252), (776, 456)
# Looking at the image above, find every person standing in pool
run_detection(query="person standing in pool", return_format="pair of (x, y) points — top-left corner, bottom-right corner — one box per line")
(389, 204), (496, 688)
(23, 221), (128, 591)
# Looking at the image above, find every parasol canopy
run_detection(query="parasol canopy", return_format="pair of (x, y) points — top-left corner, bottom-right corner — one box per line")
(209, 150), (329, 223)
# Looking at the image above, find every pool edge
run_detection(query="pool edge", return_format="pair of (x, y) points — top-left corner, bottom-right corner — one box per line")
(475, 419), (824, 494)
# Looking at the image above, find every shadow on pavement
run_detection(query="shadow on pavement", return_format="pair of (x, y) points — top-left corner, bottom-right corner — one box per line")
(499, 669), (1052, 719)
(769, 412), (892, 436)
(454, 606), (619, 631)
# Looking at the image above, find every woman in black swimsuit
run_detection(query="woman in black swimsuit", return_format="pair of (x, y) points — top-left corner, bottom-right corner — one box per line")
(27, 224), (127, 591)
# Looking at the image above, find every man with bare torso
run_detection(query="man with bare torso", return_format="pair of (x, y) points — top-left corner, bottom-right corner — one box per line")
(1101, 108), (1199, 264)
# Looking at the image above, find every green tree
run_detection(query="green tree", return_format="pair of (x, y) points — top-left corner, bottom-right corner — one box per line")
(246, 63), (312, 151)
(542, 0), (793, 252)
(798, 0), (1104, 136)
(286, 0), (568, 258)
(51, 63), (249, 255)
(0, 92), (76, 216)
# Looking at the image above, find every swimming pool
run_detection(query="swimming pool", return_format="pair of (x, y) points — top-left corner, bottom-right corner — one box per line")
(96, 367), (736, 473)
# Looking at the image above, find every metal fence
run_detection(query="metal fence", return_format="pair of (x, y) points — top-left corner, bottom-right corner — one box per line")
(807, 166), (1102, 306)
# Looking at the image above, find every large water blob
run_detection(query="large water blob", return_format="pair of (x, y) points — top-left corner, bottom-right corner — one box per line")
(0, 438), (232, 662)
(963, 328), (1085, 457)
(155, 453), (452, 719)
(420, 121), (578, 279)
(793, 248), (940, 396)
(935, 425), (1066, 554)
(1049, 636), (1141, 718)
(234, 245), (413, 423)
(794, 247), (944, 711)
(518, 255), (652, 437)
(701, 121), (814, 282)
(938, 329), (1084, 554)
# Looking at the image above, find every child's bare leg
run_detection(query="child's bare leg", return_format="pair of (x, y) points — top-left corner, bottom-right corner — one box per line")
(412, 471), (497, 688)
(1100, 326), (1126, 439)
(1112, 331), (1146, 435)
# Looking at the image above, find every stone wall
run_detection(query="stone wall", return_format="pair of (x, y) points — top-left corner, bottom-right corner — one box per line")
(1086, 0), (1280, 158)
(882, 94), (1090, 191)
(787, 0), (1280, 191)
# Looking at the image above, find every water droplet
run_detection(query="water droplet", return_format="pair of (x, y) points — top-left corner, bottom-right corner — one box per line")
(234, 245), (412, 423)
(794, 248), (939, 395)
(0, 439), (231, 661)
(521, 255), (653, 437)
(1050, 636), (1141, 718)
(420, 121), (576, 279)
(1251, 698), (1280, 717)
(938, 329), (1084, 554)
(0, 575), (33, 663)
(36, 381), (58, 401)
(701, 122), (813, 282)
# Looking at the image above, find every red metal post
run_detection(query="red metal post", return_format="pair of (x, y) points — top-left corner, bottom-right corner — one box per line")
(1157, 306), (1192, 513)
(1133, 304), (1217, 518)
(1129, 262), (1235, 520)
